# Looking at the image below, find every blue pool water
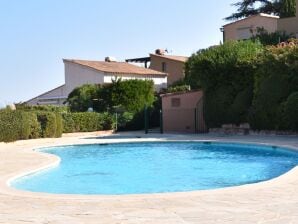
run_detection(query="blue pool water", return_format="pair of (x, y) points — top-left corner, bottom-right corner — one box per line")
(12, 142), (298, 195)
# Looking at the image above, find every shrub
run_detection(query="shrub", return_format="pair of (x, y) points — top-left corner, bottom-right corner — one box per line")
(250, 44), (298, 130)
(55, 113), (63, 138)
(62, 112), (114, 133)
(15, 104), (68, 113)
(0, 110), (41, 142)
(283, 92), (298, 130)
(99, 112), (114, 130)
(36, 112), (57, 138)
(71, 113), (100, 132)
(164, 85), (190, 94)
(185, 41), (262, 128)
(66, 84), (100, 112)
(62, 113), (75, 133)
(25, 112), (41, 139)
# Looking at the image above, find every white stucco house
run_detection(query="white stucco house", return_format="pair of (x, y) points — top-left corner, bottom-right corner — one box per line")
(26, 59), (167, 105)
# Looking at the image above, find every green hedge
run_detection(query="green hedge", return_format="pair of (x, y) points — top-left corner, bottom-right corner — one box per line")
(0, 110), (41, 142)
(0, 109), (114, 142)
(55, 113), (63, 138)
(283, 92), (298, 130)
(25, 112), (41, 139)
(62, 112), (114, 133)
(250, 44), (298, 130)
(185, 40), (262, 128)
(185, 40), (298, 131)
(36, 112), (57, 138)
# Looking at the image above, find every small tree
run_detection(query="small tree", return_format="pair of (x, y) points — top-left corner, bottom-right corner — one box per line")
(225, 0), (296, 21)
(67, 84), (99, 112)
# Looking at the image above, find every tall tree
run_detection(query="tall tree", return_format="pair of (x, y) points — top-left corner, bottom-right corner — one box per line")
(280, 0), (296, 17)
(225, 0), (296, 21)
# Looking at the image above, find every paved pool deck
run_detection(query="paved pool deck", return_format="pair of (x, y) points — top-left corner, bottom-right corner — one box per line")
(0, 132), (297, 224)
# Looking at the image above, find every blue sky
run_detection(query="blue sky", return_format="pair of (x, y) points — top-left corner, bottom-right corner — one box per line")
(0, 0), (235, 104)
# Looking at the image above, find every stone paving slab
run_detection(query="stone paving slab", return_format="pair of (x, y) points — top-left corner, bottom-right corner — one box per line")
(0, 132), (297, 224)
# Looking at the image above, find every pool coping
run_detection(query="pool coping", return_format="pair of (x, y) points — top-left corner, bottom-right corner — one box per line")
(1, 132), (298, 223)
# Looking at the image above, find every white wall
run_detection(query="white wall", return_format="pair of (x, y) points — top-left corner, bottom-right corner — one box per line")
(64, 61), (105, 95)
(65, 61), (167, 92)
(27, 61), (168, 105)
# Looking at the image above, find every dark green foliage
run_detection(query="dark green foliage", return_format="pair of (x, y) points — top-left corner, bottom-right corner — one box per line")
(116, 112), (138, 130)
(71, 113), (102, 132)
(55, 113), (63, 138)
(25, 112), (41, 139)
(185, 41), (262, 128)
(67, 79), (155, 114)
(0, 110), (25, 142)
(251, 28), (292, 46)
(36, 112), (57, 138)
(100, 112), (114, 130)
(165, 85), (191, 94)
(229, 86), (254, 124)
(0, 110), (41, 142)
(16, 104), (68, 113)
(280, 0), (296, 18)
(250, 45), (298, 130)
(67, 84), (99, 112)
(61, 113), (75, 133)
(62, 112), (113, 133)
(250, 74), (291, 130)
(226, 0), (296, 21)
(283, 92), (298, 130)
(107, 79), (155, 113)
(67, 79), (155, 130)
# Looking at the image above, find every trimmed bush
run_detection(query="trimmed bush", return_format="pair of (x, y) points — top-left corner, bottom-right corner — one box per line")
(283, 92), (298, 130)
(15, 104), (68, 113)
(250, 44), (298, 130)
(25, 112), (41, 139)
(55, 113), (63, 138)
(0, 110), (41, 142)
(71, 112), (102, 132)
(36, 112), (57, 138)
(99, 112), (114, 130)
(62, 113), (75, 133)
(185, 40), (262, 128)
(62, 112), (114, 133)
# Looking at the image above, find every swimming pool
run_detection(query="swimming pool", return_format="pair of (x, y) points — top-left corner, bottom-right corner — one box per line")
(12, 142), (298, 195)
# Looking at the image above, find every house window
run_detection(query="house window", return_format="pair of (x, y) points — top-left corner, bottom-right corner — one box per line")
(237, 27), (253, 40)
(171, 98), (181, 107)
(162, 62), (167, 72)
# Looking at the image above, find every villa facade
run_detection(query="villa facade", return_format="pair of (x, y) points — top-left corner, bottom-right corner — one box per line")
(222, 14), (279, 41)
(26, 59), (167, 105)
(126, 49), (188, 86)
(149, 53), (188, 86)
(222, 0), (298, 41)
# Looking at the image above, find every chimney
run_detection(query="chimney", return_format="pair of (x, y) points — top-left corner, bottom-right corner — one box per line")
(155, 49), (166, 55)
(105, 56), (117, 62)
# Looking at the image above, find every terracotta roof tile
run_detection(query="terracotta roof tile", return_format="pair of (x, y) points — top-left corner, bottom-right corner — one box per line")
(150, 54), (188, 62)
(63, 59), (167, 76)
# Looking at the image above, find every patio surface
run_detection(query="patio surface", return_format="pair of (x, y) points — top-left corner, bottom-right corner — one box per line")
(0, 132), (297, 224)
